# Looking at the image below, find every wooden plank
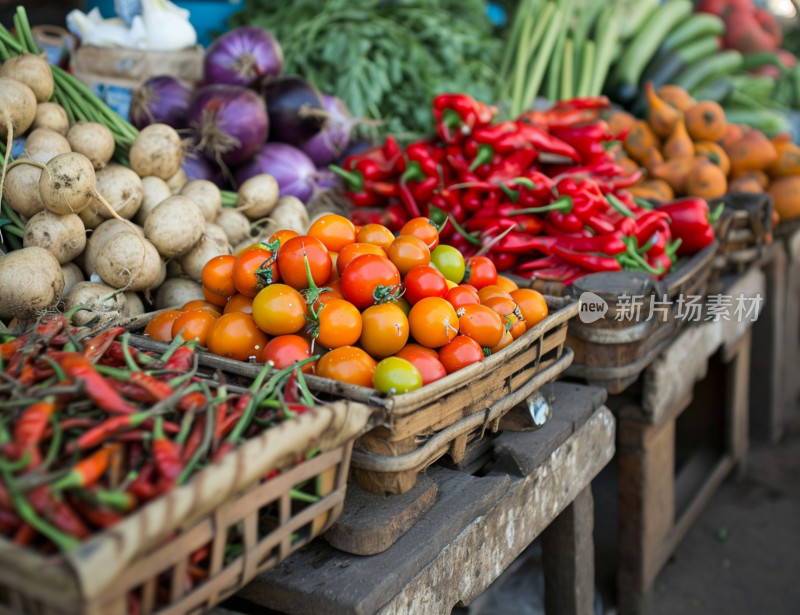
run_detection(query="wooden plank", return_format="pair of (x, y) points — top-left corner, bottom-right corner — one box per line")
(541, 486), (595, 615)
(237, 408), (616, 615)
(323, 475), (438, 556)
(726, 328), (751, 478)
(782, 230), (800, 425)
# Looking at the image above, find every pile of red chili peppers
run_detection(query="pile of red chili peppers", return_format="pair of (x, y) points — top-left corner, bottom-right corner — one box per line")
(0, 315), (321, 610)
(334, 94), (719, 285)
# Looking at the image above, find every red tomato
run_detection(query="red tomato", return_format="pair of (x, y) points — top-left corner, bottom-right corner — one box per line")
(308, 214), (357, 252)
(201, 255), (237, 298)
(408, 297), (459, 348)
(261, 335), (314, 373)
(438, 335), (484, 374)
(316, 299), (362, 349)
(446, 285), (480, 310)
(206, 312), (269, 362)
(316, 346), (377, 387)
(465, 256), (498, 289)
(400, 217), (439, 250)
(337, 243), (387, 275)
(386, 235), (430, 276)
(278, 235), (332, 290)
(394, 344), (447, 385)
(233, 248), (278, 298)
(403, 265), (448, 305)
(143, 309), (181, 341)
(171, 309), (217, 346)
(340, 254), (401, 310)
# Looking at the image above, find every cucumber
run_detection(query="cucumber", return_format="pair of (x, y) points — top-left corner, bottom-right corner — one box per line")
(740, 51), (788, 74)
(661, 13), (725, 53)
(641, 36), (720, 91)
(610, 0), (694, 101)
(590, 4), (621, 97)
(721, 108), (791, 137)
(692, 77), (734, 103)
(618, 0), (660, 41)
(671, 50), (743, 93)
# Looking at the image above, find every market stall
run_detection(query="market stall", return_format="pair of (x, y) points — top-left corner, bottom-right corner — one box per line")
(0, 1), (798, 614)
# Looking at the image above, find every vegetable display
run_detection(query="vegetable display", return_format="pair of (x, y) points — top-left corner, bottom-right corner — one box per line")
(0, 316), (325, 566)
(149, 215), (550, 393)
(610, 82), (800, 222)
(333, 93), (714, 284)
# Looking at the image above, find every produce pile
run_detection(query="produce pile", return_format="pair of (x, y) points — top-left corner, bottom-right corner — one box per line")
(611, 83), (800, 222)
(333, 94), (717, 284)
(145, 214), (550, 393)
(131, 24), (359, 197)
(0, 316), (325, 588)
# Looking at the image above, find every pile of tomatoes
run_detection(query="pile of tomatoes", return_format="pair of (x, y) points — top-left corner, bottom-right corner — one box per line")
(143, 214), (549, 394)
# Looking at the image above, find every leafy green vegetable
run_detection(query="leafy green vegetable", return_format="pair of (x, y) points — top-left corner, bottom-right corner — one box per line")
(231, 0), (501, 139)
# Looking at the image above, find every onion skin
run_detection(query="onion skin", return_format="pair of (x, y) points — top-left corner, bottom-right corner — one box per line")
(182, 148), (227, 188)
(301, 94), (353, 166)
(235, 142), (317, 202)
(130, 76), (192, 130)
(262, 76), (327, 146)
(204, 26), (284, 88)
(188, 84), (268, 167)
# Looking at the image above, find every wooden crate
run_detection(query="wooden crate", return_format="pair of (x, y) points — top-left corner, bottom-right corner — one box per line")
(533, 241), (717, 394)
(0, 401), (370, 615)
(711, 192), (773, 276)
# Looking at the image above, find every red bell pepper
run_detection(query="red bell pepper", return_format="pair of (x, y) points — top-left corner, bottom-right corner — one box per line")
(433, 93), (496, 144)
(657, 198), (723, 256)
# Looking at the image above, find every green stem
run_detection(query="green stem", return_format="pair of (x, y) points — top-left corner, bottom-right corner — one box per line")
(507, 194), (573, 215)
(448, 215), (482, 246)
(289, 488), (320, 503)
(120, 332), (140, 372)
(708, 201), (725, 223)
(41, 416), (62, 472)
(607, 193), (636, 218)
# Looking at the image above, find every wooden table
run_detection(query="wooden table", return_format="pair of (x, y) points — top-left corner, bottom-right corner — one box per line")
(611, 266), (764, 615)
(225, 383), (616, 615)
(777, 227), (800, 438)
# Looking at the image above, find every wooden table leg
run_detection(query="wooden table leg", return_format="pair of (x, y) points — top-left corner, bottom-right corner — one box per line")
(725, 328), (751, 479)
(542, 485), (596, 615)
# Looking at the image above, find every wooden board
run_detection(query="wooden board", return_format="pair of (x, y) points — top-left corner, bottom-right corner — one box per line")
(323, 475), (438, 556)
(234, 402), (615, 615)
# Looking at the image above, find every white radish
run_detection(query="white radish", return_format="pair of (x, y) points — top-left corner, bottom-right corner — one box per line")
(123, 292), (146, 317)
(0, 77), (37, 204)
(64, 281), (126, 326)
(23, 128), (71, 164)
(0, 53), (54, 103)
(180, 179), (221, 222)
(180, 223), (232, 281)
(23, 209), (86, 264)
(33, 102), (69, 135)
(215, 208), (251, 246)
(61, 262), (84, 294)
(155, 278), (204, 309)
(166, 166), (187, 193)
(0, 246), (64, 320)
(95, 231), (163, 291)
(144, 195), (205, 258)
(79, 164), (143, 228)
(129, 123), (183, 180)
(4, 164), (45, 218)
(66, 121), (115, 170)
(235, 174), (279, 220)
(135, 176), (172, 224)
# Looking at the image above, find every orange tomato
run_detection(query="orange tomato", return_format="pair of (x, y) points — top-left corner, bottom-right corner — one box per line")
(457, 304), (504, 348)
(182, 300), (222, 316)
(206, 312), (269, 362)
(510, 289), (548, 328)
(277, 236), (332, 290)
(356, 223), (395, 251)
(477, 285), (512, 304)
(316, 346), (377, 387)
(171, 309), (217, 346)
(408, 297), (459, 348)
(400, 217), (439, 250)
(394, 344), (447, 385)
(386, 235), (430, 276)
(232, 247), (277, 297)
(251, 284), (308, 336)
(268, 229), (299, 248)
(446, 285), (480, 310)
(360, 303), (410, 358)
(144, 310), (181, 341)
(223, 293), (254, 315)
(308, 214), (357, 252)
(495, 275), (519, 293)
(316, 299), (362, 349)
(201, 255), (236, 298)
(202, 285), (229, 307)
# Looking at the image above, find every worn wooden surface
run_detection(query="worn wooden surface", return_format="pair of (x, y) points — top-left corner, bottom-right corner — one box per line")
(748, 242), (786, 442)
(640, 267), (764, 425)
(235, 391), (615, 615)
(541, 486), (595, 615)
(323, 475), (438, 556)
(782, 230), (800, 435)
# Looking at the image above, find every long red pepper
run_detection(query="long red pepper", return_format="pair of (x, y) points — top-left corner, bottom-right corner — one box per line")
(51, 444), (120, 490)
(152, 417), (183, 483)
(48, 352), (138, 415)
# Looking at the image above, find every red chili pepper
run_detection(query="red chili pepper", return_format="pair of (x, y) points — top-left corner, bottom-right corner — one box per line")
(153, 417), (182, 483)
(342, 137), (403, 177)
(397, 181), (422, 218)
(1, 317), (65, 361)
(81, 327), (125, 362)
(164, 344), (195, 372)
(485, 251), (518, 271)
(0, 508), (21, 533)
(219, 408), (245, 439)
(0, 442), (42, 470)
(472, 122), (582, 161)
(177, 390), (207, 413)
(432, 93), (496, 144)
(13, 522), (36, 545)
(409, 175), (440, 207)
(128, 464), (158, 501)
(632, 211), (671, 246)
(51, 445), (120, 490)
(107, 379), (154, 403)
(181, 414), (206, 463)
(14, 398), (57, 446)
(552, 245), (623, 272)
(551, 96), (611, 111)
(514, 254), (562, 272)
(70, 497), (123, 529)
(48, 352), (138, 415)
(485, 149), (539, 183)
(27, 486), (91, 539)
(518, 107), (601, 129)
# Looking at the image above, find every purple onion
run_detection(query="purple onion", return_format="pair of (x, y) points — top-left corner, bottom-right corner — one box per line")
(262, 76), (326, 146)
(235, 142), (319, 202)
(130, 76), (192, 130)
(204, 26), (283, 88)
(300, 95), (355, 166)
(314, 168), (342, 191)
(182, 148), (227, 188)
(187, 84), (268, 167)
